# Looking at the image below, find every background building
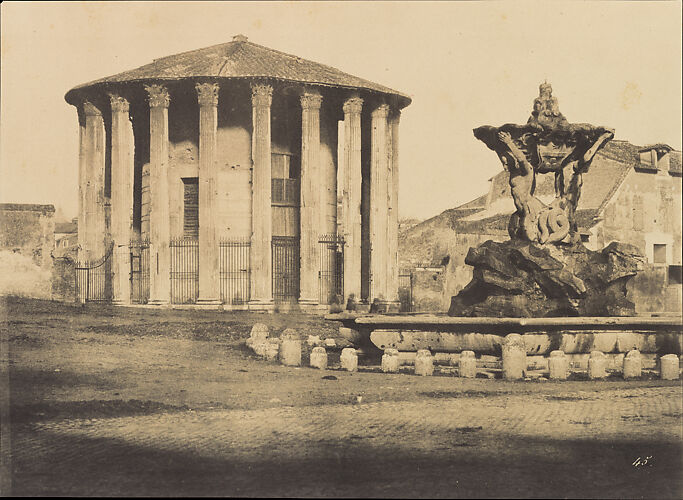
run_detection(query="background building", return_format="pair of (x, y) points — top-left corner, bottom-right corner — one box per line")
(399, 140), (682, 313)
(65, 35), (411, 309)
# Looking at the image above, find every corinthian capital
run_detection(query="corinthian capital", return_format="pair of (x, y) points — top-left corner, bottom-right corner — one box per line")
(196, 82), (219, 107)
(300, 92), (323, 110)
(108, 94), (130, 113)
(145, 84), (170, 108)
(371, 103), (390, 118)
(342, 97), (363, 115)
(82, 101), (102, 117)
(251, 83), (273, 107)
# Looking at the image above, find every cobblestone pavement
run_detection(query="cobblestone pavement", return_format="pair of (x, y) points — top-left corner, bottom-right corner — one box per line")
(10, 383), (682, 497)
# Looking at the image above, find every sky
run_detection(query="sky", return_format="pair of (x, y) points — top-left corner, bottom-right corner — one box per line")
(1, 1), (681, 222)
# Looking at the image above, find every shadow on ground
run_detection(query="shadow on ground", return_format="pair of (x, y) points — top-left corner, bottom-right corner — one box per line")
(10, 428), (681, 498)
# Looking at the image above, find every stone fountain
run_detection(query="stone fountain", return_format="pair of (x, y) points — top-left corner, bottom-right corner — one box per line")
(450, 82), (640, 318)
(327, 84), (681, 364)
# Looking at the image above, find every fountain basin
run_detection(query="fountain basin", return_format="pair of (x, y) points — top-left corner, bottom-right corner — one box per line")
(326, 314), (683, 355)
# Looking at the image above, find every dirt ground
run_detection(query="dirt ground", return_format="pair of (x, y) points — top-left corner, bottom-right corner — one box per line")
(1, 296), (682, 498)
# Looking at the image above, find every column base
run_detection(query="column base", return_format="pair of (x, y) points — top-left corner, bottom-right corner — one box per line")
(196, 297), (223, 309)
(112, 299), (132, 306)
(248, 299), (274, 312)
(148, 299), (170, 307)
(298, 297), (319, 307)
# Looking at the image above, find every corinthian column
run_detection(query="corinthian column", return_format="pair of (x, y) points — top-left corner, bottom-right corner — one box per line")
(249, 83), (273, 308)
(342, 97), (363, 304)
(109, 94), (134, 305)
(145, 84), (171, 305)
(196, 82), (221, 306)
(370, 104), (390, 303)
(299, 91), (323, 306)
(76, 105), (86, 262)
(386, 108), (401, 303)
(82, 101), (107, 262)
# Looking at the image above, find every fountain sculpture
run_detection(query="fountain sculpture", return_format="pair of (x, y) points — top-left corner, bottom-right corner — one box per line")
(450, 83), (644, 318)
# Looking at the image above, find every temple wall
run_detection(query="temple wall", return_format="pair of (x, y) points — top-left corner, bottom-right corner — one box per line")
(216, 87), (253, 239)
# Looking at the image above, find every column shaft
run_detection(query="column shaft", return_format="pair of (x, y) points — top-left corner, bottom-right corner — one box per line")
(145, 85), (171, 305)
(249, 84), (273, 306)
(386, 109), (401, 302)
(342, 97), (363, 303)
(77, 106), (86, 261)
(109, 95), (134, 305)
(370, 104), (390, 301)
(299, 92), (323, 305)
(196, 83), (221, 304)
(82, 101), (107, 262)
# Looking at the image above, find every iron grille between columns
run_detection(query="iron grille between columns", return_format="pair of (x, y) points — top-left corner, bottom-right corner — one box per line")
(129, 238), (150, 304)
(272, 236), (299, 303)
(170, 237), (199, 304)
(219, 238), (251, 305)
(75, 244), (113, 303)
(318, 234), (344, 305)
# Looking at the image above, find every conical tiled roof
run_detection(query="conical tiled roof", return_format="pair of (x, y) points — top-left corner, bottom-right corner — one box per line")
(65, 35), (411, 107)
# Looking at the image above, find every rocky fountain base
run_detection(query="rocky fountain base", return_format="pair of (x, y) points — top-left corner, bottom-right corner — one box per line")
(448, 240), (644, 318)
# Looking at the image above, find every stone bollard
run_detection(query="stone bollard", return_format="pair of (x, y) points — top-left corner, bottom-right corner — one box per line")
(309, 346), (328, 370)
(502, 334), (526, 380)
(279, 329), (301, 367)
(623, 350), (642, 379)
(588, 351), (606, 379)
(381, 348), (400, 373)
(414, 349), (434, 376)
(549, 350), (568, 380)
(264, 341), (280, 362)
(340, 348), (358, 372)
(247, 323), (269, 348)
(660, 354), (680, 380)
(459, 351), (476, 378)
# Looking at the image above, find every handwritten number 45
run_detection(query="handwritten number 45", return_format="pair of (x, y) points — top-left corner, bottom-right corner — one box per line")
(632, 456), (653, 467)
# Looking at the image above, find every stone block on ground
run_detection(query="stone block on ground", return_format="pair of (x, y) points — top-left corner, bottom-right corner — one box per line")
(309, 346), (328, 370)
(588, 351), (606, 379)
(414, 349), (434, 376)
(247, 323), (269, 347)
(660, 354), (680, 380)
(264, 341), (279, 361)
(306, 335), (322, 347)
(252, 342), (268, 357)
(381, 348), (400, 373)
(281, 328), (300, 340)
(340, 348), (358, 372)
(622, 350), (641, 379)
(549, 350), (568, 380)
(459, 350), (476, 378)
(502, 334), (526, 380)
(280, 338), (302, 366)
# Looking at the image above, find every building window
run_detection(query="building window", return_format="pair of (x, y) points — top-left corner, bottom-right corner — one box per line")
(271, 153), (300, 206)
(182, 177), (199, 238)
(669, 265), (683, 285)
(653, 244), (667, 264)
